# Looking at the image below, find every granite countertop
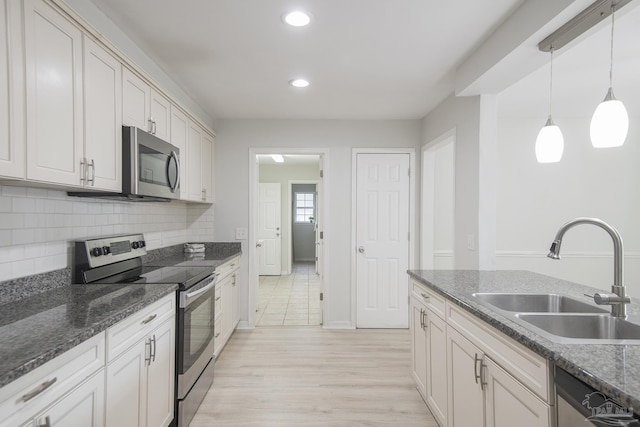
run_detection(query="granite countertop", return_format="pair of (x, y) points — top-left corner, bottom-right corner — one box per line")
(408, 270), (640, 412)
(0, 242), (242, 389)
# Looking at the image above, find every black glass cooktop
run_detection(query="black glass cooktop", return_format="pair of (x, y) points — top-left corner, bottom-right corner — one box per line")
(92, 265), (214, 289)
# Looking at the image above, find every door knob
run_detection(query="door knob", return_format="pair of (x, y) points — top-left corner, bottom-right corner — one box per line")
(256, 241), (263, 248)
(358, 246), (365, 253)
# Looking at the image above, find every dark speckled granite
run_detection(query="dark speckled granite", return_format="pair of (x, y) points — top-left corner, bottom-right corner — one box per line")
(408, 270), (640, 413)
(0, 282), (177, 387)
(0, 241), (240, 389)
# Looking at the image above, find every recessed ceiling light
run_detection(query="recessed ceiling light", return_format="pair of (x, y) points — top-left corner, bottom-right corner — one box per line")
(283, 11), (311, 27)
(289, 79), (310, 88)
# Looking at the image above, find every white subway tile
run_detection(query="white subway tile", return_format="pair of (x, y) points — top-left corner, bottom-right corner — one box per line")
(12, 197), (35, 213)
(0, 230), (11, 246)
(73, 202), (88, 214)
(24, 244), (46, 259)
(0, 196), (10, 213)
(11, 228), (35, 245)
(54, 200), (73, 214)
(0, 262), (11, 281)
(2, 186), (27, 197)
(26, 187), (48, 198)
(11, 258), (36, 278)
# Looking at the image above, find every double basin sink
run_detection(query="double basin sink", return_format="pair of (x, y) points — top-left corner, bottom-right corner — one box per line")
(472, 293), (640, 344)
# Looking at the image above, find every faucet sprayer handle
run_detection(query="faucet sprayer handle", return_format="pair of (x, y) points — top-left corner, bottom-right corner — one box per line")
(593, 292), (630, 306)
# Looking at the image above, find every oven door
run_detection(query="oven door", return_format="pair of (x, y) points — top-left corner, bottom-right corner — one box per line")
(124, 126), (180, 199)
(177, 273), (217, 398)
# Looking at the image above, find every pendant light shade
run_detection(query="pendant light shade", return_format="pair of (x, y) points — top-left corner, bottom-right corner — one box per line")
(590, 2), (628, 148)
(536, 116), (565, 163)
(590, 88), (629, 147)
(535, 48), (564, 163)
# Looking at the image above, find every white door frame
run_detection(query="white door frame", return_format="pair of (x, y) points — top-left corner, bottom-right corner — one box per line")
(248, 147), (329, 328)
(288, 180), (319, 274)
(421, 129), (456, 269)
(350, 148), (416, 328)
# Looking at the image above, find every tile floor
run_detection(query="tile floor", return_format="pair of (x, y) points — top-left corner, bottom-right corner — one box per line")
(256, 262), (321, 326)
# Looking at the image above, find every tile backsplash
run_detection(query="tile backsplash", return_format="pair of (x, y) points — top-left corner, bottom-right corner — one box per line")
(0, 184), (214, 281)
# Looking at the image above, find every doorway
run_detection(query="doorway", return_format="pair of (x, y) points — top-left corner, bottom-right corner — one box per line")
(421, 131), (455, 269)
(353, 151), (413, 328)
(250, 151), (326, 327)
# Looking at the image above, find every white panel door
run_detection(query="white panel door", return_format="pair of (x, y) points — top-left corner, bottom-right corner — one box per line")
(258, 183), (281, 276)
(356, 153), (410, 328)
(83, 36), (121, 192)
(24, 0), (83, 186)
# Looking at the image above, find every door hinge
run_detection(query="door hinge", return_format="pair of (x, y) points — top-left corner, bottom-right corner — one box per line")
(320, 231), (323, 239)
(408, 168), (411, 177)
(320, 292), (324, 301)
(320, 169), (324, 178)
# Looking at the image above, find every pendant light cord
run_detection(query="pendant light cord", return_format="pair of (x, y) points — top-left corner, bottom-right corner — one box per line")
(609, 2), (616, 87)
(549, 47), (554, 117)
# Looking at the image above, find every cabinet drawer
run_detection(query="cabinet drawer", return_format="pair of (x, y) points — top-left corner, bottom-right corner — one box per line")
(215, 256), (240, 281)
(446, 302), (550, 402)
(0, 332), (105, 427)
(106, 294), (175, 362)
(214, 283), (223, 316)
(411, 280), (445, 318)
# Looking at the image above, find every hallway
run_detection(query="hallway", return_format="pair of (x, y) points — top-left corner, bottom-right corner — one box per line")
(257, 262), (321, 326)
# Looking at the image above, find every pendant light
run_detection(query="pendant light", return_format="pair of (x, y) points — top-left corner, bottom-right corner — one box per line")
(590, 2), (628, 148)
(535, 47), (564, 163)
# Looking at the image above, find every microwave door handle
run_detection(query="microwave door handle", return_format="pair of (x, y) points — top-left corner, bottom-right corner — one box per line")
(169, 151), (180, 192)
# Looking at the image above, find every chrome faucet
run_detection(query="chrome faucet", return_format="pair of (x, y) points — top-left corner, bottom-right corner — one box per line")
(548, 217), (630, 318)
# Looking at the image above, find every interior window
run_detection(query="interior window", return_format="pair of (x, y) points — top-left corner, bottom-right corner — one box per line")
(295, 192), (315, 223)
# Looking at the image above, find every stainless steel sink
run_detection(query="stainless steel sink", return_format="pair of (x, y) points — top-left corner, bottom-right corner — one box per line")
(516, 313), (640, 343)
(472, 293), (606, 313)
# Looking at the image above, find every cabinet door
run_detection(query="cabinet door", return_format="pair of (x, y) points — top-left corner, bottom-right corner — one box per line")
(24, 0), (83, 186)
(83, 36), (121, 191)
(410, 296), (427, 399)
(425, 309), (447, 426)
(170, 106), (189, 199)
(484, 357), (550, 427)
(202, 131), (214, 203)
(0, 0), (24, 179)
(122, 67), (150, 131)
(145, 318), (175, 427)
(231, 271), (239, 328)
(447, 327), (485, 427)
(187, 121), (203, 201)
(35, 371), (105, 427)
(150, 89), (170, 141)
(105, 342), (146, 427)
(222, 279), (233, 343)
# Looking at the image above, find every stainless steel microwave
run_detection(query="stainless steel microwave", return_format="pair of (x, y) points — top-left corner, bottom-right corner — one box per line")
(70, 126), (180, 202)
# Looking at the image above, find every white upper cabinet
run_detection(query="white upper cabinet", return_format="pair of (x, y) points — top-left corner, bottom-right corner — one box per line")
(202, 131), (214, 203)
(0, 0), (24, 179)
(186, 120), (203, 201)
(170, 105), (189, 199)
(24, 0), (83, 186)
(123, 67), (170, 141)
(83, 36), (122, 192)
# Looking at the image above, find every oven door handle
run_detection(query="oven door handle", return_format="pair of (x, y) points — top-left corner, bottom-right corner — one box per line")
(180, 273), (218, 308)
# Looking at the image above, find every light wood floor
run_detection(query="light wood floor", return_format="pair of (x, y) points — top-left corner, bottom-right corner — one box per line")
(190, 326), (437, 427)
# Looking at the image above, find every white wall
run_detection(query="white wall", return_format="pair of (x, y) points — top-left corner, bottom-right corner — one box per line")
(214, 119), (421, 328)
(0, 184), (214, 281)
(495, 116), (640, 297)
(433, 141), (455, 268)
(421, 94), (485, 269)
(259, 163), (320, 273)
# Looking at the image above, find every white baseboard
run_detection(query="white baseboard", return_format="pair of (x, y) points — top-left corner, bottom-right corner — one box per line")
(236, 321), (255, 330)
(323, 320), (355, 329)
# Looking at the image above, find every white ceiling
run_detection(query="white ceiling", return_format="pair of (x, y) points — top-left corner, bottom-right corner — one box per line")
(88, 0), (525, 120)
(498, 2), (640, 119)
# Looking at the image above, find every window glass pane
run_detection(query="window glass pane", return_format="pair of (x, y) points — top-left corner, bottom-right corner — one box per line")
(294, 192), (315, 222)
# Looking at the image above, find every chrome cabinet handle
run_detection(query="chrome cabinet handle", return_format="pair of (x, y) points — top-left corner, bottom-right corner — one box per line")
(148, 117), (156, 134)
(141, 314), (157, 325)
(474, 353), (482, 385)
(422, 310), (427, 330)
(88, 159), (95, 185)
(80, 159), (87, 182)
(479, 358), (487, 391)
(151, 334), (157, 363)
(145, 338), (152, 366)
(19, 378), (57, 403)
(419, 308), (424, 329)
(36, 416), (52, 427)
(232, 274), (236, 286)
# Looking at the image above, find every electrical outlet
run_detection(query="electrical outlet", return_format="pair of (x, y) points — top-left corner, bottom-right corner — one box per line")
(235, 228), (248, 240)
(467, 234), (476, 251)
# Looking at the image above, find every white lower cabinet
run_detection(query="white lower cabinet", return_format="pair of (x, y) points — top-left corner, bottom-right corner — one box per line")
(105, 295), (175, 427)
(0, 333), (105, 427)
(214, 256), (240, 356)
(409, 279), (552, 427)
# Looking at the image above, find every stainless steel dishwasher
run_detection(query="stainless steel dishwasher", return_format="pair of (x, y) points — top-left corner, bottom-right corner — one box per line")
(556, 367), (639, 426)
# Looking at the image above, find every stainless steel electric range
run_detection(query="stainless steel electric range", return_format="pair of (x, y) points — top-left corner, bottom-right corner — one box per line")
(74, 234), (217, 427)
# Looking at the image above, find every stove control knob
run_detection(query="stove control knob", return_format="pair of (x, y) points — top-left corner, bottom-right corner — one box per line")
(139, 240), (146, 248)
(102, 246), (111, 255)
(132, 241), (140, 250)
(91, 247), (103, 257)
